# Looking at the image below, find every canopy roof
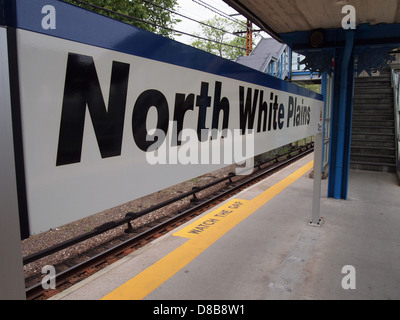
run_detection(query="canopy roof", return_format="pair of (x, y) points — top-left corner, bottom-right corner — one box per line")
(224, 0), (400, 43)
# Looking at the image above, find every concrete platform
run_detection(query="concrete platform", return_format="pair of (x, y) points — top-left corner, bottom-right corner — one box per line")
(51, 153), (400, 300)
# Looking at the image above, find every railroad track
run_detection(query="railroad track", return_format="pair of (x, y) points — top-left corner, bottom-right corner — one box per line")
(25, 143), (314, 300)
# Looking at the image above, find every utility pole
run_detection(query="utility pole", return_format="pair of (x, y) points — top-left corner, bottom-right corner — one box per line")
(231, 13), (256, 56)
(246, 19), (252, 56)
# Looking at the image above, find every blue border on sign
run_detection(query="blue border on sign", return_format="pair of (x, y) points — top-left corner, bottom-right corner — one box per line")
(1, 0), (323, 101)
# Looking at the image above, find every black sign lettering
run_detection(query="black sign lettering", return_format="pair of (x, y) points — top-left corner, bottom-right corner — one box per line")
(239, 86), (259, 134)
(132, 89), (169, 152)
(257, 91), (268, 132)
(211, 81), (230, 137)
(278, 103), (285, 129)
(272, 94), (279, 130)
(196, 82), (212, 141)
(287, 96), (294, 128)
(55, 53), (315, 167)
(56, 53), (130, 166)
(172, 93), (195, 146)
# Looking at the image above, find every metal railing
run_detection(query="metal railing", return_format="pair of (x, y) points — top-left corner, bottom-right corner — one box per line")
(392, 68), (400, 184)
(23, 143), (314, 265)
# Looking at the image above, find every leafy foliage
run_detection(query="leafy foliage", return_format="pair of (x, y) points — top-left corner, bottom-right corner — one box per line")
(64, 0), (179, 38)
(190, 16), (247, 60)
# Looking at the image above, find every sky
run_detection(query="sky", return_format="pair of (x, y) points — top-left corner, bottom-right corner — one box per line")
(172, 0), (269, 45)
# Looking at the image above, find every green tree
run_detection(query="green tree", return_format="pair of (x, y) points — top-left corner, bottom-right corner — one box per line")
(64, 0), (179, 38)
(190, 16), (247, 60)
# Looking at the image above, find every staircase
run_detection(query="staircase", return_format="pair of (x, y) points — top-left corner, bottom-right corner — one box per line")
(350, 69), (396, 172)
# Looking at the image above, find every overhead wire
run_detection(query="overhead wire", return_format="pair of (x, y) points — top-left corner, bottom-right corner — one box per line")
(140, 0), (246, 40)
(191, 0), (266, 39)
(65, 0), (247, 51)
(192, 0), (247, 27)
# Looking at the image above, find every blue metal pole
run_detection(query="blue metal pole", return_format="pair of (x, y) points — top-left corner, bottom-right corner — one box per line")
(332, 31), (355, 199)
(342, 55), (356, 198)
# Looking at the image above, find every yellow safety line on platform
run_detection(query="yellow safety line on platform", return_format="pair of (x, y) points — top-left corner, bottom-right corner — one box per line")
(102, 160), (314, 300)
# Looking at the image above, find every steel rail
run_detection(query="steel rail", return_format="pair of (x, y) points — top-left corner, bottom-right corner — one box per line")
(23, 143), (313, 266)
(25, 143), (313, 299)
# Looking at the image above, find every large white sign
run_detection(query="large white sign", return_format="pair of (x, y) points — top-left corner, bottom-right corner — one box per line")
(14, 27), (322, 235)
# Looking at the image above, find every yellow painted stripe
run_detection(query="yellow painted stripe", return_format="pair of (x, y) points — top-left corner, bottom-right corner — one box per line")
(251, 160), (313, 208)
(102, 160), (313, 300)
(173, 199), (249, 239)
